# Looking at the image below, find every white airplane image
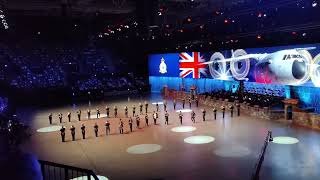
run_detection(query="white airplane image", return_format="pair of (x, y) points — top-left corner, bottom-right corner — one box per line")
(203, 47), (317, 85)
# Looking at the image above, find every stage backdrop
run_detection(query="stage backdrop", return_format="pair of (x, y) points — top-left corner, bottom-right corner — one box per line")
(148, 43), (320, 112)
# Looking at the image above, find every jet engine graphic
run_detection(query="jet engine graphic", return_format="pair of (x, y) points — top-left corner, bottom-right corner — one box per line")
(311, 53), (320, 87)
(205, 47), (320, 87)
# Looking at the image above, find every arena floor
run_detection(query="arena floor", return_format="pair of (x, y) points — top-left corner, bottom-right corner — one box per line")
(18, 93), (320, 180)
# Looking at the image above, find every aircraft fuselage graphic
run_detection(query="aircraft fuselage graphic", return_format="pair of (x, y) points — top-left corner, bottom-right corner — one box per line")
(204, 47), (316, 85)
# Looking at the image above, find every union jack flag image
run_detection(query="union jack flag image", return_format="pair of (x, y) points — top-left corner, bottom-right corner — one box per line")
(179, 52), (207, 78)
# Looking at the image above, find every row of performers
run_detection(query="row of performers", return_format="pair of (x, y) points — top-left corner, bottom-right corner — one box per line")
(59, 105), (240, 142)
(48, 99), (200, 125)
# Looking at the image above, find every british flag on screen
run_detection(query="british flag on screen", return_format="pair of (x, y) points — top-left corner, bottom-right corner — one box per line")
(179, 52), (207, 78)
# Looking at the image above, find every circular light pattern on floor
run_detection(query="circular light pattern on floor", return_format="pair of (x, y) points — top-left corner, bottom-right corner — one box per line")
(37, 125), (62, 133)
(152, 101), (163, 105)
(70, 175), (109, 180)
(171, 126), (196, 133)
(175, 109), (192, 113)
(89, 113), (108, 119)
(214, 144), (251, 158)
(127, 144), (162, 154)
(184, 136), (215, 144)
(272, 136), (299, 145)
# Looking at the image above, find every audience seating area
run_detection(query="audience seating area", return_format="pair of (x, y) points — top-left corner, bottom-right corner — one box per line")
(0, 38), (148, 92)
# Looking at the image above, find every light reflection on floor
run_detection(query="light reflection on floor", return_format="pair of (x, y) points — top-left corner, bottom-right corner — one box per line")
(126, 144), (162, 154)
(152, 102), (163, 105)
(272, 136), (299, 144)
(37, 125), (62, 133)
(171, 126), (196, 132)
(214, 144), (251, 158)
(184, 136), (215, 144)
(175, 109), (192, 113)
(89, 113), (108, 119)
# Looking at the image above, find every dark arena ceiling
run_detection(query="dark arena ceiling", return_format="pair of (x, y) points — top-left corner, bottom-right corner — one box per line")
(6, 0), (136, 14)
(1, 0), (320, 52)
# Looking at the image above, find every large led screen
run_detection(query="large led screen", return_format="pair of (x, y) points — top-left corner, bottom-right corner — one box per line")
(148, 43), (320, 87)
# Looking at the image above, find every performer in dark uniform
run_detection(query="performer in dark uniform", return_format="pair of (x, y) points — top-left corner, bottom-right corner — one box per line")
(70, 125), (75, 141)
(58, 113), (63, 123)
(188, 98), (192, 108)
(81, 124), (86, 139)
(77, 110), (81, 121)
(49, 113), (53, 124)
(213, 107), (217, 120)
(96, 108), (100, 118)
(145, 101), (148, 113)
(156, 103), (159, 112)
(153, 111), (157, 125)
(106, 106), (110, 117)
(202, 109), (206, 121)
(191, 110), (196, 123)
(114, 106), (118, 117)
(165, 111), (169, 125)
(105, 120), (110, 135)
(236, 103), (240, 116)
(195, 97), (199, 107)
(136, 115), (140, 129)
(139, 103), (143, 115)
(179, 111), (183, 124)
(129, 117), (133, 132)
(163, 100), (167, 111)
(87, 109), (91, 119)
(125, 106), (128, 118)
(221, 105), (226, 119)
(145, 114), (149, 126)
(60, 126), (66, 142)
(182, 99), (185, 109)
(94, 123), (99, 137)
(173, 99), (176, 110)
(230, 104), (234, 117)
(67, 112), (71, 122)
(132, 105), (136, 117)
(119, 119), (124, 134)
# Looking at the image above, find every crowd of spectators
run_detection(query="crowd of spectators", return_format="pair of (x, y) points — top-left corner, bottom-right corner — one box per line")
(0, 97), (8, 113)
(0, 113), (31, 147)
(0, 96), (30, 147)
(72, 74), (148, 92)
(0, 38), (148, 93)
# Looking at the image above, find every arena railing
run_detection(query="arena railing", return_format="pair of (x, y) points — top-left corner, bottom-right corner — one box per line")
(38, 160), (99, 180)
(251, 131), (273, 180)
